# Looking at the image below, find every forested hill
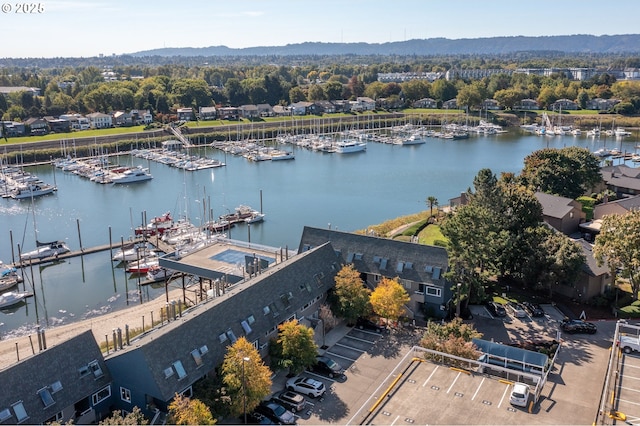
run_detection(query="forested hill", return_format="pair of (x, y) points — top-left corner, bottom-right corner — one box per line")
(132, 34), (640, 57)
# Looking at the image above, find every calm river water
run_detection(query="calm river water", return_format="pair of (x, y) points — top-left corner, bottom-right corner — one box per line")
(0, 129), (636, 338)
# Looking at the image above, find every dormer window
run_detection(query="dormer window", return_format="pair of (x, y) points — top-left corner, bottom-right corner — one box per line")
(89, 360), (103, 379)
(37, 388), (55, 408)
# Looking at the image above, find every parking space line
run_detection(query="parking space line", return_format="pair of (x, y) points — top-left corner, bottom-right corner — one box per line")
(344, 334), (379, 344)
(447, 372), (461, 394)
(325, 350), (358, 363)
(621, 373), (640, 381)
(335, 342), (366, 353)
(619, 385), (640, 394)
(390, 414), (400, 425)
(618, 397), (640, 407)
(306, 370), (336, 383)
(471, 377), (485, 401)
(350, 329), (383, 337)
(498, 384), (510, 408)
(422, 366), (439, 387)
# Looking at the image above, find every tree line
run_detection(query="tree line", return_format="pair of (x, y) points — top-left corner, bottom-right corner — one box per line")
(3, 54), (640, 122)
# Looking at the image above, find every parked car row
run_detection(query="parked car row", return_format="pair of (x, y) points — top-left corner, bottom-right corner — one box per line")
(246, 375), (327, 424)
(485, 300), (546, 319)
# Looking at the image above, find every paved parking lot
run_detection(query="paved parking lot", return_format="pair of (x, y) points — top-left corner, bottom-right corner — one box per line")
(615, 351), (640, 424)
(267, 306), (616, 425)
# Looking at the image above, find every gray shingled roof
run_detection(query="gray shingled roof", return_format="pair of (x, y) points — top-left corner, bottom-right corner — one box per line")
(603, 194), (640, 211)
(0, 330), (111, 425)
(576, 239), (609, 277)
(105, 242), (340, 403)
(534, 192), (574, 219)
(298, 226), (449, 286)
(601, 165), (640, 192)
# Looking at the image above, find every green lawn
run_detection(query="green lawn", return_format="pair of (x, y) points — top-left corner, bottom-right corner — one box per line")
(418, 224), (447, 246)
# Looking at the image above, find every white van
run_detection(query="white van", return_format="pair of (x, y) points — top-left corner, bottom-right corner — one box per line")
(509, 382), (530, 407)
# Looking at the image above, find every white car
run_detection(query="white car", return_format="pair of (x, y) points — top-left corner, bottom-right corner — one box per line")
(509, 382), (530, 407)
(508, 302), (527, 318)
(286, 376), (326, 398)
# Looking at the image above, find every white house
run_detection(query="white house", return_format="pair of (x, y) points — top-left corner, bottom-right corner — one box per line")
(86, 112), (113, 129)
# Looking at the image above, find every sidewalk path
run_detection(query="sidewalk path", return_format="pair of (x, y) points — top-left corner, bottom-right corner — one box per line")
(0, 287), (186, 370)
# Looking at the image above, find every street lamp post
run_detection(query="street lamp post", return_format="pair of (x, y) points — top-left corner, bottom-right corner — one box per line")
(242, 356), (250, 424)
(456, 283), (462, 318)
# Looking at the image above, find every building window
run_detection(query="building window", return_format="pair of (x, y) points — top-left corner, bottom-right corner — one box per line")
(78, 365), (90, 377)
(0, 408), (11, 422)
(247, 315), (255, 325)
(44, 411), (63, 424)
(173, 361), (187, 380)
(37, 387), (55, 408)
(50, 381), (63, 393)
(425, 286), (442, 298)
(120, 387), (131, 403)
(91, 385), (111, 406)
(226, 329), (238, 343)
(268, 303), (279, 317)
(191, 349), (203, 367)
(89, 360), (104, 378)
(11, 402), (28, 423)
(241, 320), (252, 334)
(200, 345), (209, 355)
(181, 386), (193, 398)
(218, 333), (228, 343)
(263, 305), (271, 315)
(164, 367), (174, 379)
(280, 294), (291, 308)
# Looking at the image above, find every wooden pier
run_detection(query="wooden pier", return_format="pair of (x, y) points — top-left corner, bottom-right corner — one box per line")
(12, 236), (175, 269)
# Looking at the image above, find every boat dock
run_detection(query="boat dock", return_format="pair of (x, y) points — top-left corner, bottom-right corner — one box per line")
(12, 237), (176, 269)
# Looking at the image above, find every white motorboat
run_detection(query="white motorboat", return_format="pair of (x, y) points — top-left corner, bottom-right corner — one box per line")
(11, 183), (56, 199)
(146, 265), (178, 282)
(586, 128), (600, 137)
(20, 240), (70, 260)
(112, 244), (158, 262)
(245, 212), (265, 224)
(0, 262), (22, 292)
(334, 139), (367, 153)
(0, 291), (32, 309)
(270, 150), (295, 160)
(126, 257), (160, 274)
(135, 211), (175, 236)
(111, 166), (153, 184)
(615, 127), (632, 137)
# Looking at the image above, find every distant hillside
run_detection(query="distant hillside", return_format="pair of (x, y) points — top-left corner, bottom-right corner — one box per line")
(131, 34), (640, 57)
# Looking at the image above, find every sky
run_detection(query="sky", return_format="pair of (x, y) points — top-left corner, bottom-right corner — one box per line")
(3, 0), (640, 58)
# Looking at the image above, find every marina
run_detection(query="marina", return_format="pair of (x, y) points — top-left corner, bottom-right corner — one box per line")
(0, 127), (638, 340)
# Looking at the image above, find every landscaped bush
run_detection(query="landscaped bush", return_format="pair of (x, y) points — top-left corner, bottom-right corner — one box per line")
(618, 301), (640, 318)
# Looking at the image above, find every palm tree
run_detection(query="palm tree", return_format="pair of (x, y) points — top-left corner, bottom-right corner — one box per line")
(426, 196), (439, 217)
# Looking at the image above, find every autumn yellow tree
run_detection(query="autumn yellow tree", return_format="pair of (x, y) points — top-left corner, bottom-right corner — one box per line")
(221, 337), (273, 418)
(99, 406), (148, 425)
(167, 393), (216, 425)
(276, 319), (318, 374)
(369, 277), (410, 325)
(334, 264), (372, 324)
